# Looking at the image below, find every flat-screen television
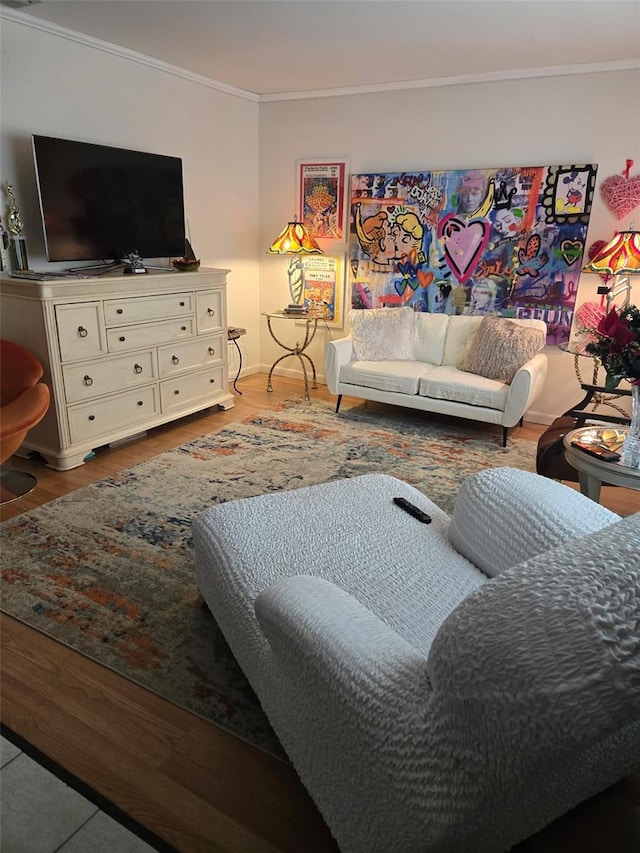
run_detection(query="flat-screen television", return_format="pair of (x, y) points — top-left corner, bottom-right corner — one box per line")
(32, 134), (185, 263)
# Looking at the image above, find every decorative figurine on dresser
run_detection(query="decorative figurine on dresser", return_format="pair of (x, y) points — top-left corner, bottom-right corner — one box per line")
(3, 183), (29, 271)
(0, 268), (234, 470)
(0, 215), (9, 272)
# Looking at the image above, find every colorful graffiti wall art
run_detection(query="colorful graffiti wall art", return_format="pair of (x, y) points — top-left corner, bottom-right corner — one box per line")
(349, 164), (597, 344)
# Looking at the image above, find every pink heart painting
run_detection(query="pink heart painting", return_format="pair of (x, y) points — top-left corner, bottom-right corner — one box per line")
(600, 160), (640, 220)
(437, 215), (490, 285)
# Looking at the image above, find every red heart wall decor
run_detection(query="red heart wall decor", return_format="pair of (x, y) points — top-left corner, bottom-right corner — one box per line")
(588, 239), (607, 259)
(600, 159), (640, 220)
(587, 239), (610, 283)
(587, 240), (613, 284)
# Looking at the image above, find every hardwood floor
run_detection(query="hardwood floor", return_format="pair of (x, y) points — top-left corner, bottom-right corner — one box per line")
(1, 374), (639, 852)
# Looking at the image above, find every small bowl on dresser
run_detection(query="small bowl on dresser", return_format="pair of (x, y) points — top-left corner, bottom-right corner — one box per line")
(171, 258), (201, 272)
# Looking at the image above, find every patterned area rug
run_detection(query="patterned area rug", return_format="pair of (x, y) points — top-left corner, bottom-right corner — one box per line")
(1, 398), (536, 759)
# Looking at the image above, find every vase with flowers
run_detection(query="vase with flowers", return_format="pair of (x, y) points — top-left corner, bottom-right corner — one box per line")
(585, 305), (640, 468)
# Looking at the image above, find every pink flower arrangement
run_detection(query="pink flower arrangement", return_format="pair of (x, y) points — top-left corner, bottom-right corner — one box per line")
(585, 305), (640, 390)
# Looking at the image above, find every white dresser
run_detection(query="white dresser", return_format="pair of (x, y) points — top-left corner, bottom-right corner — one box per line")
(0, 268), (234, 470)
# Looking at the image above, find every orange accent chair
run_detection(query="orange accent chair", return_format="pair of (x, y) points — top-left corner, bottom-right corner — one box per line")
(1, 339), (50, 503)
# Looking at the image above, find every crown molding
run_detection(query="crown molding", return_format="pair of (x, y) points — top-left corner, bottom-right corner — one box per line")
(0, 7), (260, 103)
(3, 8), (638, 104)
(261, 59), (640, 102)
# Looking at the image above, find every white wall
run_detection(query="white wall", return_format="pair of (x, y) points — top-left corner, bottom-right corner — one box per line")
(0, 17), (262, 372)
(259, 70), (640, 422)
(2, 15), (638, 423)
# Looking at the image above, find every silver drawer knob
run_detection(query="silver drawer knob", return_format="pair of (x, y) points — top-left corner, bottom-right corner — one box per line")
(78, 326), (88, 338)
(117, 308), (123, 314)
(172, 356), (180, 364)
(134, 364), (142, 374)
(137, 400), (144, 406)
(119, 336), (126, 342)
(181, 326), (187, 331)
(83, 375), (93, 386)
(208, 347), (215, 356)
(88, 414), (95, 421)
(207, 308), (215, 316)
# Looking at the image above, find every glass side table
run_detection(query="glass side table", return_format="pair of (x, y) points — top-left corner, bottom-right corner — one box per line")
(563, 425), (640, 502)
(262, 311), (319, 401)
(559, 342), (629, 420)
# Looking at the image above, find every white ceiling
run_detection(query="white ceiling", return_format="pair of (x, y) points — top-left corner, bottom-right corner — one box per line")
(7, 0), (640, 98)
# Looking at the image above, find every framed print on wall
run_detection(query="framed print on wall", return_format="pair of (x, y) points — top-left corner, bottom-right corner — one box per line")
(297, 159), (349, 241)
(297, 254), (345, 328)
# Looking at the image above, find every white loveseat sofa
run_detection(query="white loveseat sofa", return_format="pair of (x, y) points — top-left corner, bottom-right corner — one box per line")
(193, 467), (640, 853)
(324, 309), (548, 446)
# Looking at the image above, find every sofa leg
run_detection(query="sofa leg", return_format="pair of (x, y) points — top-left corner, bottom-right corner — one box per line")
(335, 394), (342, 413)
(502, 427), (508, 447)
(519, 417), (524, 427)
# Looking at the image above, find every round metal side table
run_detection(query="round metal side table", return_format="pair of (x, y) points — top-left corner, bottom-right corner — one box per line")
(263, 311), (319, 401)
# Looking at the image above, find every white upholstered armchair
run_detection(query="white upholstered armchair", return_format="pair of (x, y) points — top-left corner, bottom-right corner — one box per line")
(194, 468), (640, 852)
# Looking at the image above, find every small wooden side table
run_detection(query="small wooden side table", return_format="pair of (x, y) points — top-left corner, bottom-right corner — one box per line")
(563, 426), (640, 502)
(262, 311), (319, 401)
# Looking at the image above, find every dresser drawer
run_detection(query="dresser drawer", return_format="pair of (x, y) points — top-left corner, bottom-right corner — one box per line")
(157, 334), (224, 379)
(68, 385), (159, 443)
(56, 302), (105, 362)
(62, 350), (156, 403)
(104, 293), (193, 325)
(107, 318), (194, 352)
(160, 365), (225, 414)
(196, 290), (223, 333)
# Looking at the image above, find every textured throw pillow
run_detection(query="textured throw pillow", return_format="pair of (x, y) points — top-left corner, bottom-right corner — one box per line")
(349, 307), (417, 361)
(459, 315), (544, 383)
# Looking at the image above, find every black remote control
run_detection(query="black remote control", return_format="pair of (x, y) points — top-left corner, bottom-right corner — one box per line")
(393, 496), (432, 524)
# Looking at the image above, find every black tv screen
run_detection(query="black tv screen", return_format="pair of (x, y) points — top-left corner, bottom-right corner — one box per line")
(32, 135), (185, 262)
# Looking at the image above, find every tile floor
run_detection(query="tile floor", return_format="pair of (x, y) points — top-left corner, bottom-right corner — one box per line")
(1, 734), (159, 852)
